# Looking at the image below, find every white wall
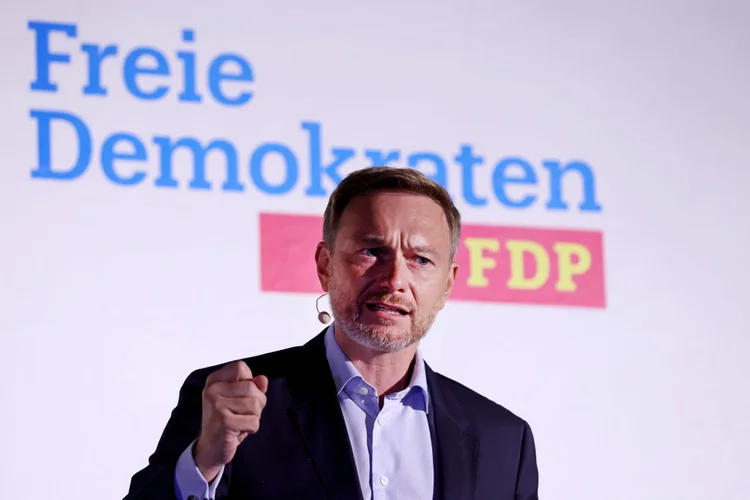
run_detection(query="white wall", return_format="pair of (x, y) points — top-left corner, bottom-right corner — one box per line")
(1, 1), (749, 498)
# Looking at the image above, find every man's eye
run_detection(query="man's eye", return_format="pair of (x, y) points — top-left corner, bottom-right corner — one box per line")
(416, 256), (431, 266)
(362, 248), (379, 257)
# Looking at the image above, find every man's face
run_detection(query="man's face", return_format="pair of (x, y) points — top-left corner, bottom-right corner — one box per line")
(316, 190), (458, 353)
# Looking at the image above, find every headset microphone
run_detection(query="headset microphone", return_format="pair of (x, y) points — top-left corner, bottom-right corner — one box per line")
(316, 294), (332, 324)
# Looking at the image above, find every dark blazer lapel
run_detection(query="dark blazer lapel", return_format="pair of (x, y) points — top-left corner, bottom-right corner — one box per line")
(427, 363), (479, 500)
(286, 330), (364, 500)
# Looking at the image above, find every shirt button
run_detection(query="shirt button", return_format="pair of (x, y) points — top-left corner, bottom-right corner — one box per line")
(377, 417), (384, 426)
(358, 387), (368, 395)
(380, 476), (389, 486)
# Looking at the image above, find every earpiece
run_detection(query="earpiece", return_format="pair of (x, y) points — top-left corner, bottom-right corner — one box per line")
(315, 294), (332, 324)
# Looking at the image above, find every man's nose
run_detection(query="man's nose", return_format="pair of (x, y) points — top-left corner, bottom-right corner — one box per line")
(380, 254), (408, 292)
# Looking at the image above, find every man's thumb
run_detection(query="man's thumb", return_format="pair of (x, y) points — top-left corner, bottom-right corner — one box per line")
(252, 375), (269, 394)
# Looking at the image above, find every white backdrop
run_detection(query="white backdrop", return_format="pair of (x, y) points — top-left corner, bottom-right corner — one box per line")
(2, 1), (749, 499)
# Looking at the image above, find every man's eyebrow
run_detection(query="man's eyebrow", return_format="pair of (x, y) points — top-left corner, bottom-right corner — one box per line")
(354, 233), (438, 256)
(411, 244), (438, 256)
(354, 233), (385, 245)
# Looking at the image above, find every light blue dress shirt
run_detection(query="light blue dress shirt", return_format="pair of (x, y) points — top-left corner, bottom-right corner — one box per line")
(174, 324), (434, 500)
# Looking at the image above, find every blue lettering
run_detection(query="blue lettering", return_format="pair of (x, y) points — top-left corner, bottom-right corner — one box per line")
(28, 21), (76, 92)
(208, 54), (253, 106)
(153, 137), (243, 191)
(82, 43), (118, 95)
(454, 144), (486, 206)
(124, 47), (170, 100)
(177, 29), (201, 103)
(30, 109), (91, 180)
(101, 133), (147, 185)
(250, 143), (298, 194)
(407, 152), (447, 188)
(303, 122), (355, 196)
(365, 149), (400, 166)
(493, 157), (537, 208)
(543, 159), (602, 212)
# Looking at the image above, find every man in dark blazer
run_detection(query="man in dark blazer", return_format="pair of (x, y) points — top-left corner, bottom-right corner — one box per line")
(125, 167), (539, 500)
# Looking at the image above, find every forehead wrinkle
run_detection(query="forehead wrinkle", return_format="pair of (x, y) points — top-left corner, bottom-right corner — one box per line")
(339, 193), (451, 257)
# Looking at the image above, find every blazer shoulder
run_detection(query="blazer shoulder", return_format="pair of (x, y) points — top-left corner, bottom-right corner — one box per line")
(432, 371), (530, 429)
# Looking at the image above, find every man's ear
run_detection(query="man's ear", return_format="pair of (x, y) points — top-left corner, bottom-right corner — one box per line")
(315, 241), (332, 292)
(438, 262), (458, 310)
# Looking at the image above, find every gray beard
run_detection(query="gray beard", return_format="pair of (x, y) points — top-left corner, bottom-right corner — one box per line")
(327, 278), (438, 353)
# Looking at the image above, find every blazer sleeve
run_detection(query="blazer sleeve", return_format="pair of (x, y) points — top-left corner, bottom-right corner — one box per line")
(123, 368), (233, 500)
(515, 421), (539, 500)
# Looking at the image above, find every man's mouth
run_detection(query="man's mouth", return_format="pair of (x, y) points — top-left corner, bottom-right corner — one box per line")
(364, 302), (410, 315)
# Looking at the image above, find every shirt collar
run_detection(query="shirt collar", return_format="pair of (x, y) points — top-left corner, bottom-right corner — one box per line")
(323, 323), (430, 413)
